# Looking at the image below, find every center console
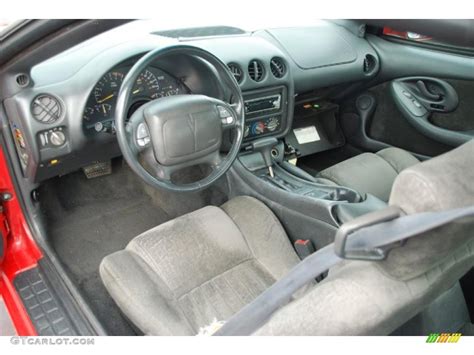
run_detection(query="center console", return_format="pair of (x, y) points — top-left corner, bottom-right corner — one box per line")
(228, 136), (387, 249)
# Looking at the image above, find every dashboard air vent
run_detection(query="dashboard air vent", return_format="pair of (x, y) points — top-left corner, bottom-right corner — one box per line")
(228, 63), (243, 84)
(248, 60), (265, 82)
(270, 57), (286, 78)
(363, 54), (377, 75)
(31, 94), (63, 124)
(16, 73), (30, 87)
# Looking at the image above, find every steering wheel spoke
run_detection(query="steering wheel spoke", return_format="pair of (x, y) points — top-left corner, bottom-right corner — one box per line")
(217, 103), (238, 131)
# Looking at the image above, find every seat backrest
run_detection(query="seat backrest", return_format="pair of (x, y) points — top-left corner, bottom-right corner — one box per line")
(254, 140), (474, 335)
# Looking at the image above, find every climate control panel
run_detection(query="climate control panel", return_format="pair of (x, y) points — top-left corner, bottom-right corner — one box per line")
(244, 116), (281, 139)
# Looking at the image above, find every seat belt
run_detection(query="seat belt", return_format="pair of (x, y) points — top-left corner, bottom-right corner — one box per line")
(215, 205), (474, 336)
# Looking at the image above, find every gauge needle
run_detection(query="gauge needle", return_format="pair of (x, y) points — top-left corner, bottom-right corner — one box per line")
(102, 104), (107, 114)
(132, 89), (141, 95)
(97, 94), (114, 103)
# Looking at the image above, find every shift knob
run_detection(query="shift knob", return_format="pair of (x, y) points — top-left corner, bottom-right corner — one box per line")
(251, 137), (278, 177)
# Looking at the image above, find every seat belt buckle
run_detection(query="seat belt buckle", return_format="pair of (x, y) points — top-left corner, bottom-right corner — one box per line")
(294, 239), (315, 259)
(334, 206), (403, 261)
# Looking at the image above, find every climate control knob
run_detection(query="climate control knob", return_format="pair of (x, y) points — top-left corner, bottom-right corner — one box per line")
(267, 117), (279, 131)
(251, 121), (266, 135)
(49, 130), (66, 146)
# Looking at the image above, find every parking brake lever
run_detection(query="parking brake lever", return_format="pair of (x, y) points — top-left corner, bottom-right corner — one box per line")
(251, 137), (278, 178)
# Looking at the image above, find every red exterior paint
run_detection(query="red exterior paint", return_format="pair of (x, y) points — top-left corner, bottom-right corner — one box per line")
(383, 27), (433, 42)
(0, 145), (42, 335)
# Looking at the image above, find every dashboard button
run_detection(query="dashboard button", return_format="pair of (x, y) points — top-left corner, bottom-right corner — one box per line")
(94, 122), (104, 132)
(217, 106), (231, 118)
(136, 123), (150, 147)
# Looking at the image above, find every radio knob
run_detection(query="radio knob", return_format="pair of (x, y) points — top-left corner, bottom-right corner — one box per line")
(49, 131), (66, 146)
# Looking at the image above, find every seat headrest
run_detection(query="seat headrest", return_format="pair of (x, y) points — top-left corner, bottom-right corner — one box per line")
(381, 140), (474, 280)
(390, 140), (474, 214)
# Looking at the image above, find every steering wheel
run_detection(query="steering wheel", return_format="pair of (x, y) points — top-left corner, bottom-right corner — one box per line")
(115, 45), (244, 192)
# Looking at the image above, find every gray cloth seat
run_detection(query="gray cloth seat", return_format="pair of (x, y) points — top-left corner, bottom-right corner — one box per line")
(317, 147), (420, 201)
(100, 141), (474, 336)
(100, 196), (301, 335)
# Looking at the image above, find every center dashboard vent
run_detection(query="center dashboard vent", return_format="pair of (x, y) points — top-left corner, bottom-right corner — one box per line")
(227, 63), (243, 84)
(31, 94), (63, 124)
(270, 57), (286, 78)
(248, 60), (265, 82)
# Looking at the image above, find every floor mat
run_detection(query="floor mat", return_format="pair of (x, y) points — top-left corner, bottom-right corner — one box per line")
(40, 159), (228, 335)
(40, 161), (170, 335)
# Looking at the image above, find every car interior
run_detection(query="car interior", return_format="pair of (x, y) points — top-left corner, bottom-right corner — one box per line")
(0, 19), (473, 336)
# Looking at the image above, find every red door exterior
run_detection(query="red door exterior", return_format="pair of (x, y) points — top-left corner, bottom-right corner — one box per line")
(0, 145), (42, 335)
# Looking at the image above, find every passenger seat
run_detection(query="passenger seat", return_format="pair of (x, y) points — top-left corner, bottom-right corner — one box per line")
(317, 147), (419, 202)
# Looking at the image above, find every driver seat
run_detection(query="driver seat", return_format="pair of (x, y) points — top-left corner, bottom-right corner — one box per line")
(100, 195), (302, 335)
(100, 140), (474, 335)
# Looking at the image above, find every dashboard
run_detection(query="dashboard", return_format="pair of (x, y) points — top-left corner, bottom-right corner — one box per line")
(3, 21), (380, 183)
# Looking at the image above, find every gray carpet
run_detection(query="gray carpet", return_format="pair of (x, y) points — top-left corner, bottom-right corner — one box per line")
(40, 159), (228, 335)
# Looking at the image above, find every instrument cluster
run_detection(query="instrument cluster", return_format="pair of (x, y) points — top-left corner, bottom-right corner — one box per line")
(82, 66), (189, 133)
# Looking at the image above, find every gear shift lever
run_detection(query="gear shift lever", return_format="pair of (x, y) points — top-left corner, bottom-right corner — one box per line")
(251, 137), (278, 178)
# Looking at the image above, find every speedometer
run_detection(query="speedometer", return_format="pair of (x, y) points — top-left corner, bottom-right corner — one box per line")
(132, 70), (160, 99)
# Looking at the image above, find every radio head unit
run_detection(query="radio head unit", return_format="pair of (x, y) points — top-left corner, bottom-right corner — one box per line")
(244, 95), (281, 115)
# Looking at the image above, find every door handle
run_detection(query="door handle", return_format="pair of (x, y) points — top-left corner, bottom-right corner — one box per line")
(416, 80), (441, 101)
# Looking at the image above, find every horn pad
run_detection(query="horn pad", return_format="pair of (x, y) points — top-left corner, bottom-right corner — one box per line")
(144, 95), (222, 166)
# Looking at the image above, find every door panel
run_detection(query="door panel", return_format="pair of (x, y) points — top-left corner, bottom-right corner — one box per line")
(430, 80), (474, 132)
(366, 82), (452, 156)
(348, 35), (474, 157)
(389, 77), (473, 146)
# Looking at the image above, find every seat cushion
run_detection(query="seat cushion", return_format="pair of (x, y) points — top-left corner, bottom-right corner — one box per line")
(317, 147), (419, 201)
(100, 196), (300, 335)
